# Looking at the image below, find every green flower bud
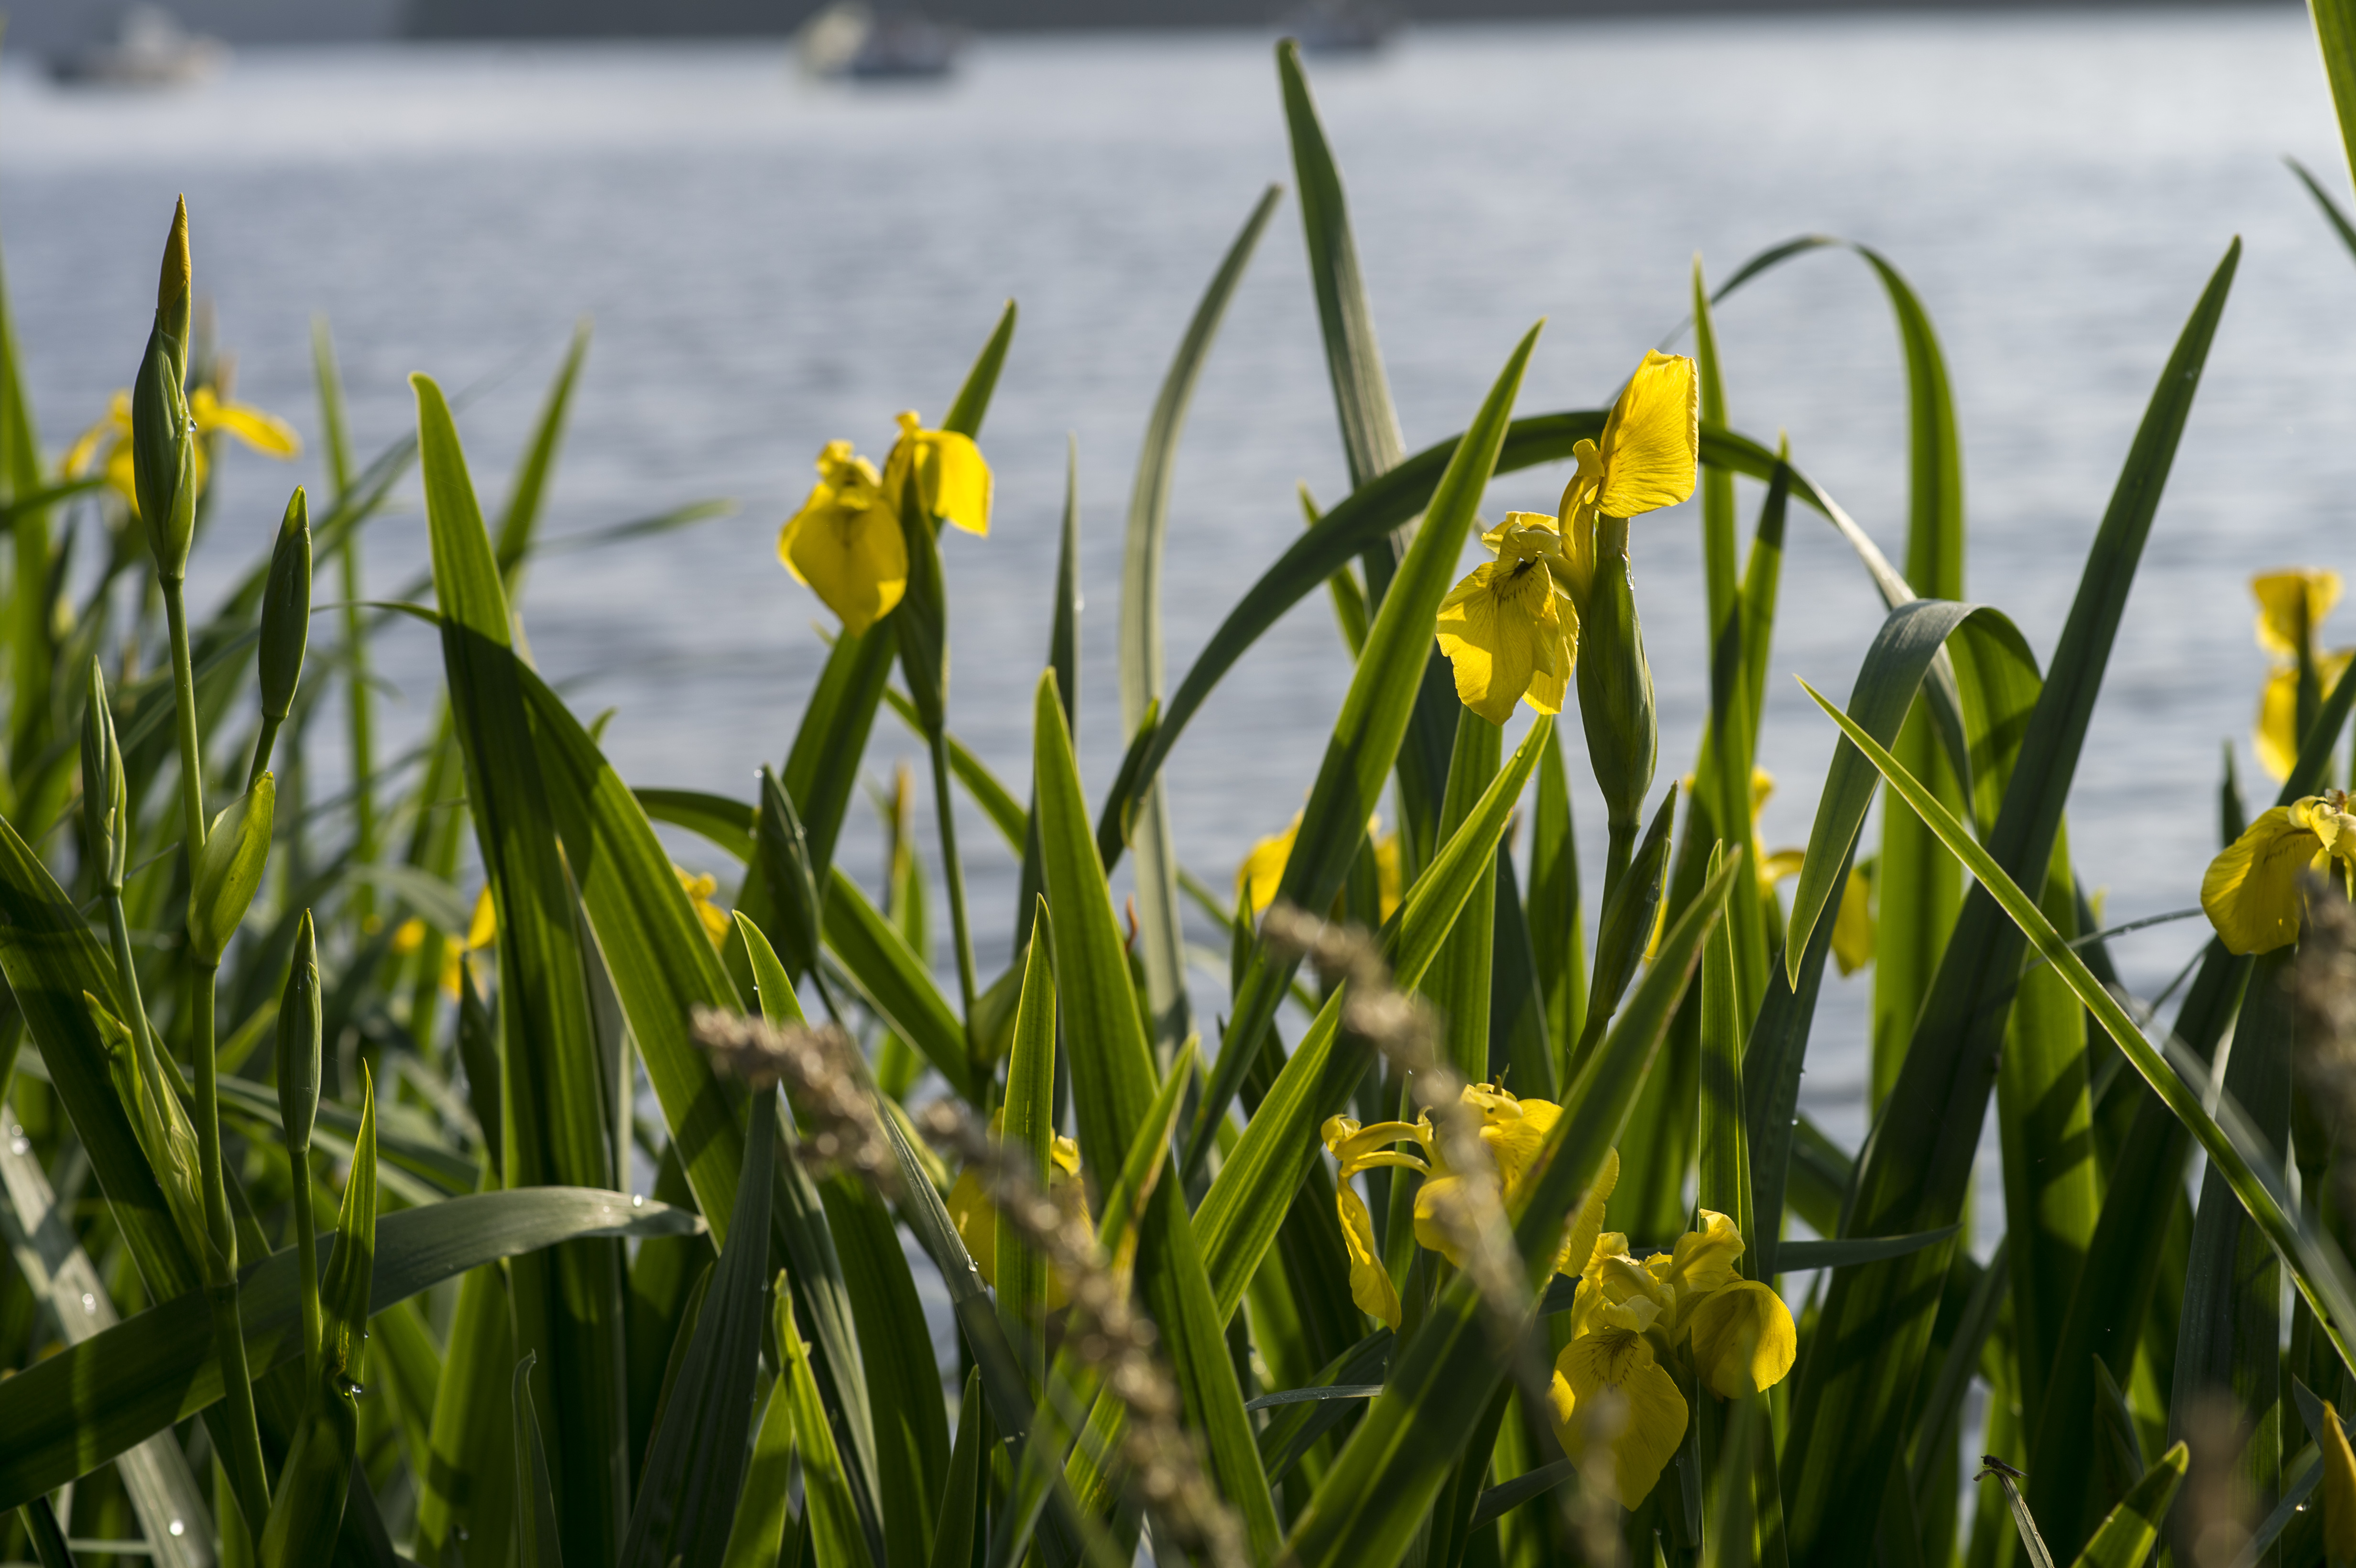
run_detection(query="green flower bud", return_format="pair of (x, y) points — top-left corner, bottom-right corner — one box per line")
(80, 658), (126, 891)
(259, 488), (312, 722)
(188, 773), (273, 966)
(133, 198), (196, 578)
(1575, 513), (1658, 837)
(276, 909), (321, 1155)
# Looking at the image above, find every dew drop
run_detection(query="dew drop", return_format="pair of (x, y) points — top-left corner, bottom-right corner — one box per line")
(168, 1520), (185, 1537)
(79, 1292), (96, 1314)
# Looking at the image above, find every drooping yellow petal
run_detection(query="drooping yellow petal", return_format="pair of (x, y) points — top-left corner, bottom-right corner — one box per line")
(2254, 566), (2342, 660)
(1759, 848), (1805, 887)
(779, 482), (910, 638)
(1335, 1177), (1400, 1329)
(2323, 1401), (2356, 1568)
(1595, 350), (1700, 520)
(64, 406), (122, 479)
(467, 887), (498, 951)
(887, 411), (993, 536)
(947, 1165), (999, 1286)
(1375, 830), (1403, 921)
(190, 388), (301, 459)
(1684, 1279), (1798, 1399)
(2201, 804), (2323, 956)
(2257, 648), (2356, 782)
(1832, 864), (1876, 977)
(1550, 1329), (1689, 1508)
(1435, 559), (1565, 725)
(1237, 814), (1300, 916)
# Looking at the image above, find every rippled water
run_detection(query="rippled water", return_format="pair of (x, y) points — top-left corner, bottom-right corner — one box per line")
(1, 11), (2350, 1155)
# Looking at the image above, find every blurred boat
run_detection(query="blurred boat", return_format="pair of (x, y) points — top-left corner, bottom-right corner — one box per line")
(48, 6), (227, 88)
(797, 2), (965, 81)
(1283, 0), (1398, 53)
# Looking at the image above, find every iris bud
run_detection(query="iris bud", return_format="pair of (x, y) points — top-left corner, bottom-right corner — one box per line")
(276, 910), (321, 1155)
(188, 774), (274, 966)
(259, 488), (312, 723)
(1576, 513), (1658, 840)
(80, 659), (126, 891)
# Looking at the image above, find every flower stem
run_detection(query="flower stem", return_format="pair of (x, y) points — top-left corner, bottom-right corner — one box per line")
(929, 732), (981, 1080)
(163, 574), (270, 1532)
(341, 540), (376, 925)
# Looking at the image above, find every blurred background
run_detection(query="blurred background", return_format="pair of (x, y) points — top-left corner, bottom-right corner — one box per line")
(0, 0), (2347, 1160)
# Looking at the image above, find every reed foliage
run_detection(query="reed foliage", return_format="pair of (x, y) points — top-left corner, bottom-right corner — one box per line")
(12, 14), (2356, 1568)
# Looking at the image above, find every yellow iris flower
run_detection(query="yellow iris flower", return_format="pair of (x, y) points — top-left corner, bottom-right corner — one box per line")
(1318, 1083), (1617, 1331)
(2201, 790), (2356, 955)
(65, 385), (300, 518)
(674, 865), (732, 949)
(1549, 1210), (1797, 1508)
(2250, 568), (2353, 781)
(946, 1121), (1088, 1310)
(391, 887), (500, 1002)
(1434, 351), (1698, 724)
(777, 411), (991, 637)
(1235, 812), (1401, 920)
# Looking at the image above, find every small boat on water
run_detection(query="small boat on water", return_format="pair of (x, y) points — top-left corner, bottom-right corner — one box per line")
(796, 2), (965, 82)
(48, 5), (227, 88)
(1283, 0), (1399, 54)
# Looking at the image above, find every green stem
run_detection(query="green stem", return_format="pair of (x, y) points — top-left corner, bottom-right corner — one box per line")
(291, 1135), (320, 1390)
(246, 714), (283, 796)
(929, 732), (981, 1073)
(100, 889), (156, 1068)
(195, 963), (270, 1533)
(161, 581), (207, 858)
(162, 575), (270, 1533)
(341, 540), (375, 924)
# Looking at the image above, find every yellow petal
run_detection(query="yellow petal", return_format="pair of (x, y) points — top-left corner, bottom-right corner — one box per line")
(1336, 1179), (1400, 1330)
(2258, 664), (2301, 783)
(2323, 1401), (2356, 1568)
(64, 417), (116, 480)
(467, 887), (498, 951)
(1550, 1330), (1689, 1509)
(1759, 848), (1805, 887)
(2201, 804), (2322, 955)
(1237, 814), (1300, 916)
(2253, 566), (2342, 660)
(1832, 864), (1876, 977)
(1596, 350), (1699, 520)
(191, 389), (301, 459)
(779, 488), (909, 638)
(1661, 1209), (1746, 1300)
(887, 412), (993, 536)
(1412, 1172), (1475, 1268)
(2256, 649), (2356, 782)
(1684, 1279), (1798, 1399)
(1375, 831), (1403, 922)
(1435, 560), (1564, 725)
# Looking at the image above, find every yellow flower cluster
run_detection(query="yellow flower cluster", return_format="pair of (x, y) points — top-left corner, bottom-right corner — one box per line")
(1550, 1210), (1794, 1508)
(1320, 1084), (1794, 1510)
(777, 411), (991, 636)
(65, 385), (300, 518)
(1433, 352), (1698, 724)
